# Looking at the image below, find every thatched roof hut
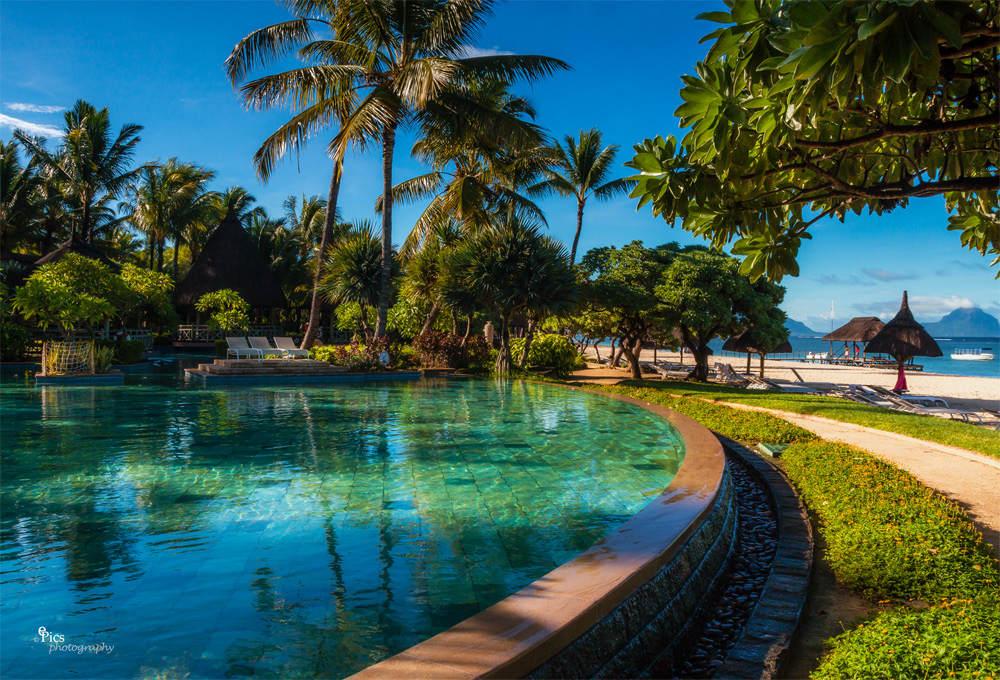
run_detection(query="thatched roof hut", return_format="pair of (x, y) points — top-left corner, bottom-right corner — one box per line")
(821, 317), (885, 342)
(174, 209), (287, 309)
(34, 237), (121, 272)
(865, 292), (942, 361)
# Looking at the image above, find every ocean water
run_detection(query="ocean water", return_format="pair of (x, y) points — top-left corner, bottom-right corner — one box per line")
(596, 336), (999, 379)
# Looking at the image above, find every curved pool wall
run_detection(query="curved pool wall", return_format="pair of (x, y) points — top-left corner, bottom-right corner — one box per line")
(351, 389), (733, 679)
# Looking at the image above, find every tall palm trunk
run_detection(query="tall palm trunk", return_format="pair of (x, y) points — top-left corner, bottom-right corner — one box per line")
(81, 191), (91, 242)
(518, 318), (538, 368)
(461, 314), (473, 346)
(570, 198), (585, 265)
(172, 235), (181, 280)
(495, 313), (513, 375)
(420, 301), (441, 335)
(301, 162), (343, 350)
(375, 124), (396, 339)
(156, 240), (165, 271)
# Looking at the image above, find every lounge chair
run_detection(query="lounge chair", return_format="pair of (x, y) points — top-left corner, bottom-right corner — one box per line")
(226, 336), (263, 361)
(247, 336), (285, 360)
(273, 336), (310, 360)
(870, 390), (983, 424)
(714, 362), (748, 385)
(866, 385), (949, 408)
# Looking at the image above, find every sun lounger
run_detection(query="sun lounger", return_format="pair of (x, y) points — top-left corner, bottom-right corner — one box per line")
(714, 362), (749, 385)
(859, 386), (984, 424)
(226, 336), (263, 361)
(866, 385), (948, 408)
(247, 336), (285, 359)
(273, 336), (310, 360)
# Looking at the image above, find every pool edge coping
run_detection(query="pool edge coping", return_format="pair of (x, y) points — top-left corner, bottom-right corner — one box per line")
(348, 386), (727, 680)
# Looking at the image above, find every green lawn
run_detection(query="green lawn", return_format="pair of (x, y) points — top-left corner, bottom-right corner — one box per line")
(612, 380), (999, 459)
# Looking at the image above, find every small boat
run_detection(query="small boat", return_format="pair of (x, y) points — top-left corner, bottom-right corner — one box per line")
(950, 348), (995, 361)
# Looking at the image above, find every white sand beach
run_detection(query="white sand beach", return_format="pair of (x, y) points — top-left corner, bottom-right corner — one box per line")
(581, 347), (1000, 413)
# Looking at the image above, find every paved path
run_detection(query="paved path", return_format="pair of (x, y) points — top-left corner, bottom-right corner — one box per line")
(719, 402), (1000, 552)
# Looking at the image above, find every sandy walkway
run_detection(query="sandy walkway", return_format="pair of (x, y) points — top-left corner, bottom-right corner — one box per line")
(718, 402), (1000, 552)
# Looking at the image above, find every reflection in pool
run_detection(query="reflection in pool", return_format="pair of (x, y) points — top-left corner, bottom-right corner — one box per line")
(1, 366), (684, 679)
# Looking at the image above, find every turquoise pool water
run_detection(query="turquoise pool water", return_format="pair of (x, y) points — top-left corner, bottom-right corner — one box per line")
(0, 361), (684, 679)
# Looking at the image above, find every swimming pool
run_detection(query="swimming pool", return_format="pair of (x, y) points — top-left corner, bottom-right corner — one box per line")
(0, 365), (684, 679)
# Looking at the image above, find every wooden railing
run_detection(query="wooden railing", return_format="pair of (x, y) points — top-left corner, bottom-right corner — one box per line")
(28, 328), (155, 349)
(175, 325), (284, 342)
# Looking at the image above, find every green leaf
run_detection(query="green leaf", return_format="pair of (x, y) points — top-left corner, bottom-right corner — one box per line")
(794, 45), (833, 81)
(632, 152), (664, 173)
(858, 13), (896, 41)
(783, 0), (829, 28)
(924, 5), (963, 48)
(696, 11), (733, 24)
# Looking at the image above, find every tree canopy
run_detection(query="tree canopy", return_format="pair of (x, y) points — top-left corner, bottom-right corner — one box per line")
(627, 0), (998, 280)
(657, 250), (788, 381)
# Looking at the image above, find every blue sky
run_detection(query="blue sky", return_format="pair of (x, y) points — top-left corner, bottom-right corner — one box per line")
(2, 0), (996, 330)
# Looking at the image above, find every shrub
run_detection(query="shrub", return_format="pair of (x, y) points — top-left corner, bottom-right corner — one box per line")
(1, 322), (30, 361)
(214, 339), (228, 358)
(510, 333), (580, 378)
(96, 339), (145, 365)
(411, 332), (490, 372)
(310, 336), (411, 372)
(782, 441), (996, 602)
(94, 345), (115, 373)
(153, 332), (173, 346)
(412, 331), (465, 367)
(195, 289), (250, 332)
(814, 596), (999, 680)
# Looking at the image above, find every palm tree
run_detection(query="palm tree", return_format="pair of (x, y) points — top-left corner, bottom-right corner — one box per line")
(401, 218), (464, 334)
(440, 213), (575, 374)
(0, 140), (42, 253)
(319, 220), (390, 339)
(125, 159), (217, 277)
(529, 128), (634, 264)
(228, 0), (569, 340)
(383, 80), (550, 256)
(15, 100), (143, 242)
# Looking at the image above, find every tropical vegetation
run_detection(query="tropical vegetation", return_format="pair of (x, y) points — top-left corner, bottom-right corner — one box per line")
(627, 0), (999, 280)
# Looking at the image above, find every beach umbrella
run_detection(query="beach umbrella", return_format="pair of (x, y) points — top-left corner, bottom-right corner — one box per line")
(822, 317), (885, 363)
(865, 291), (942, 392)
(722, 330), (793, 377)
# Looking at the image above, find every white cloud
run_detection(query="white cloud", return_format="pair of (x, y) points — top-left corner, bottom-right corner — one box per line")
(6, 103), (66, 114)
(0, 114), (63, 137)
(455, 45), (515, 58)
(854, 295), (976, 319)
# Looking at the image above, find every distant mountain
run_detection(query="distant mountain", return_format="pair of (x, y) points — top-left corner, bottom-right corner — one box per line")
(923, 307), (1000, 338)
(786, 318), (825, 337)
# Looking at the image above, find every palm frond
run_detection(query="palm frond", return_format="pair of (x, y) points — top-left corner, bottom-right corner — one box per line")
(226, 18), (315, 84)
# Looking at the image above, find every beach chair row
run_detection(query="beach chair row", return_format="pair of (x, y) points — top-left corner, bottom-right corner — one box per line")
(842, 385), (984, 424)
(226, 336), (310, 361)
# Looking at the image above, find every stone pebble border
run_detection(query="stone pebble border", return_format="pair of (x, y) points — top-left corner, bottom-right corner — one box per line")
(713, 435), (813, 680)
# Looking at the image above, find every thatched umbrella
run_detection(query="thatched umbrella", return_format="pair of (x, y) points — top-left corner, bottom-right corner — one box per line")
(822, 316), (885, 363)
(174, 208), (287, 315)
(723, 330), (793, 377)
(865, 292), (942, 392)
